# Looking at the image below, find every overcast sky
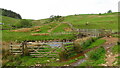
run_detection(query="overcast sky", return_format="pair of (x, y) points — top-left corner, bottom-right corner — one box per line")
(0, 0), (119, 20)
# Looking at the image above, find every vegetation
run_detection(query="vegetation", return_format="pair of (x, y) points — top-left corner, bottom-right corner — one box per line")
(80, 46), (106, 66)
(63, 12), (118, 31)
(115, 56), (120, 66)
(59, 37), (105, 61)
(112, 45), (120, 54)
(73, 37), (103, 53)
(1, 8), (118, 66)
(47, 56), (85, 66)
(1, 8), (22, 19)
(16, 19), (32, 28)
(111, 43), (120, 66)
(87, 39), (106, 49)
(59, 44), (76, 60)
(3, 54), (85, 66)
(107, 10), (112, 13)
(1, 16), (21, 30)
(49, 15), (64, 22)
(2, 12), (118, 42)
(2, 30), (75, 42)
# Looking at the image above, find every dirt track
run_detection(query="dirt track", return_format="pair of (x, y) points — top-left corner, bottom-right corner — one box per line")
(70, 37), (118, 66)
(100, 37), (118, 66)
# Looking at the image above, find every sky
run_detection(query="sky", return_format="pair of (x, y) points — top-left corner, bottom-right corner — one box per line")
(0, 0), (119, 20)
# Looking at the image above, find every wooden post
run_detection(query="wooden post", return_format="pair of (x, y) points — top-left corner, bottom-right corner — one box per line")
(22, 41), (24, 56)
(61, 42), (65, 50)
(22, 41), (27, 56)
(10, 46), (12, 54)
(10, 43), (13, 54)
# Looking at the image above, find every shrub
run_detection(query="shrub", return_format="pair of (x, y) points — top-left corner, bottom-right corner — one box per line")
(2, 48), (11, 59)
(112, 45), (120, 54)
(17, 19), (32, 28)
(49, 15), (64, 22)
(23, 47), (30, 56)
(73, 37), (93, 52)
(73, 42), (83, 53)
(82, 39), (92, 49)
(87, 46), (105, 61)
(59, 50), (69, 61)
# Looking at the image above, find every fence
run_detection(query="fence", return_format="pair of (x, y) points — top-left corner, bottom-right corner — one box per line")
(10, 44), (22, 55)
(9, 42), (73, 58)
(27, 44), (59, 58)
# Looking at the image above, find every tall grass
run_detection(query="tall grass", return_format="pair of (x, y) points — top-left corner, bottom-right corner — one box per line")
(80, 46), (106, 66)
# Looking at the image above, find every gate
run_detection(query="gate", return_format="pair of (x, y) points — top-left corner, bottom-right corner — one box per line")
(27, 44), (59, 58)
(10, 42), (60, 58)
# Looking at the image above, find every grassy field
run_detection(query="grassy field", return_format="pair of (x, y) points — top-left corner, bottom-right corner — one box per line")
(87, 39), (106, 49)
(80, 46), (106, 66)
(4, 54), (85, 66)
(2, 30), (75, 42)
(2, 12), (118, 42)
(63, 13), (118, 32)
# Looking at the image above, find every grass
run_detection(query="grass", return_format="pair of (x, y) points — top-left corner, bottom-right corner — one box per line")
(63, 12), (118, 30)
(79, 46), (106, 66)
(4, 46), (61, 66)
(111, 45), (120, 66)
(2, 12), (118, 66)
(35, 22), (58, 33)
(47, 56), (85, 66)
(4, 48), (85, 66)
(2, 16), (20, 25)
(5, 56), (54, 66)
(112, 34), (119, 38)
(111, 45), (120, 54)
(87, 39), (106, 49)
(2, 12), (118, 42)
(52, 23), (71, 32)
(115, 56), (120, 65)
(1, 16), (21, 30)
(3, 30), (75, 42)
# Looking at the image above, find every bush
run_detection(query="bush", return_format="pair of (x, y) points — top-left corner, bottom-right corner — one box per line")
(112, 45), (120, 54)
(59, 50), (69, 61)
(2, 48), (11, 59)
(73, 42), (83, 53)
(82, 39), (92, 49)
(87, 46), (105, 61)
(49, 15), (64, 22)
(73, 37), (93, 52)
(17, 19), (32, 28)
(23, 47), (30, 56)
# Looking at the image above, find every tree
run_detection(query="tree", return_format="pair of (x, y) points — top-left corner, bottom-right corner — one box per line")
(49, 15), (64, 22)
(18, 19), (32, 28)
(107, 10), (112, 13)
(1, 8), (22, 19)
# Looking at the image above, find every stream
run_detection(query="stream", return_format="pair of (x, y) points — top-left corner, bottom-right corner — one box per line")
(27, 41), (73, 47)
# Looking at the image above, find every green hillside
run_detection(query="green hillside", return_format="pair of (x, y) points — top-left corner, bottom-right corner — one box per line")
(2, 12), (118, 42)
(1, 16), (21, 29)
(63, 12), (118, 30)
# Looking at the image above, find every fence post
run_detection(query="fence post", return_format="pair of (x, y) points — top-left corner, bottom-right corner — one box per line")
(22, 41), (24, 56)
(61, 42), (65, 50)
(22, 41), (27, 56)
(10, 43), (13, 54)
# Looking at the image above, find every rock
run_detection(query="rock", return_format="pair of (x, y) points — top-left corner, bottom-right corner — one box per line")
(47, 60), (50, 62)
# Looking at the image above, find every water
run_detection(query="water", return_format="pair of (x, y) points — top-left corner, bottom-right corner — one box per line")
(47, 42), (73, 47)
(71, 59), (86, 66)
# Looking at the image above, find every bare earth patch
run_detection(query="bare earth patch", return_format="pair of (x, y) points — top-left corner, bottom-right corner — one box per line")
(100, 37), (118, 66)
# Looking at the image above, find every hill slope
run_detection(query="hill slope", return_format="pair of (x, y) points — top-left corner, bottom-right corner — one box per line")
(62, 12), (118, 31)
(2, 12), (118, 41)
